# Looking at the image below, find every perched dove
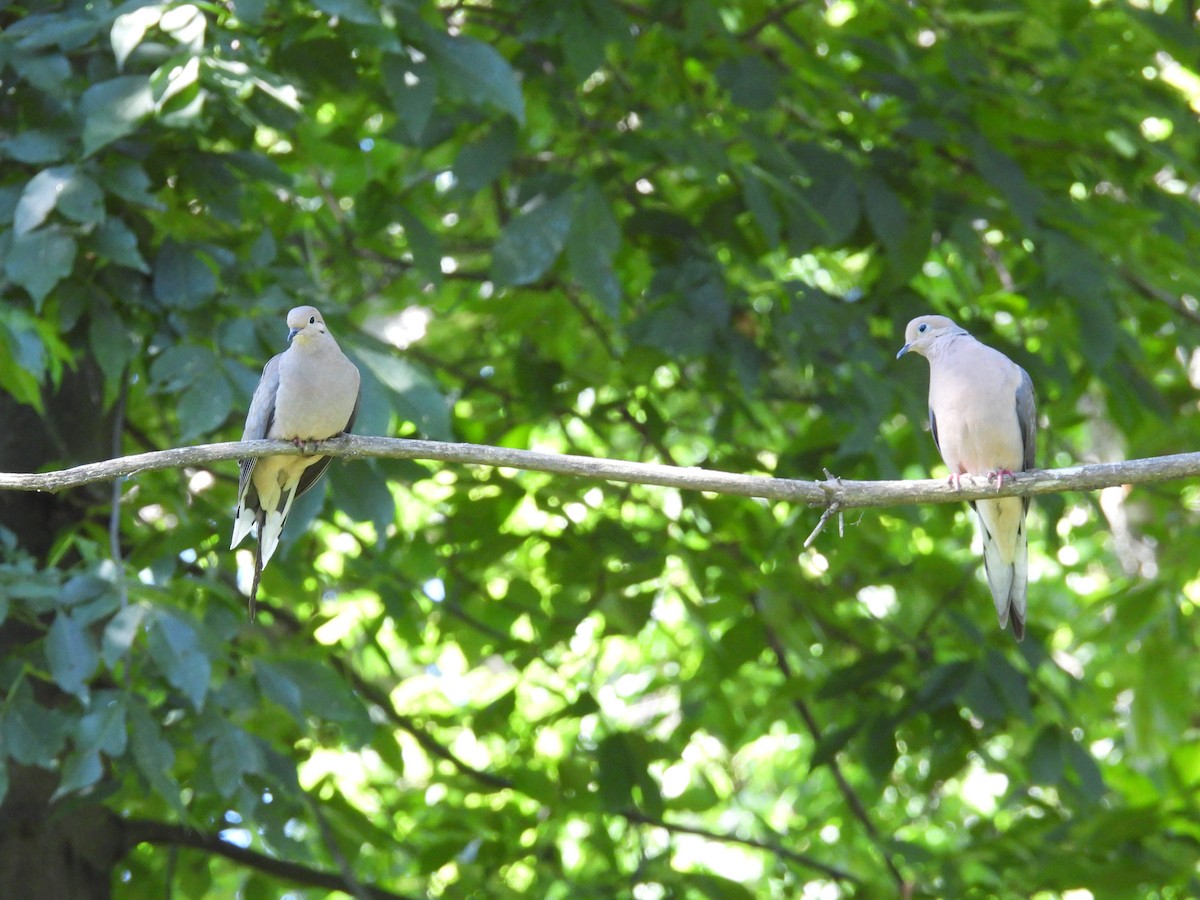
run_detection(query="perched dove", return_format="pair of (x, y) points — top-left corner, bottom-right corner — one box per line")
(231, 306), (361, 614)
(897, 315), (1037, 640)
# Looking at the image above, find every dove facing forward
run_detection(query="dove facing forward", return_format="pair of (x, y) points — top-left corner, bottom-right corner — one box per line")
(897, 315), (1037, 641)
(231, 306), (361, 615)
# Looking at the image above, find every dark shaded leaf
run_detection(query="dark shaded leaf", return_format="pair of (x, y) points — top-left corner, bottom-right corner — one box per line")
(45, 612), (100, 699)
(427, 33), (525, 123)
(491, 192), (575, 286)
(5, 227), (76, 307)
(80, 76), (154, 155)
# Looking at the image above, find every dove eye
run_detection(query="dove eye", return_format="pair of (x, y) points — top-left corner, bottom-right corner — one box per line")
(918, 323), (927, 333)
(309, 316), (316, 324)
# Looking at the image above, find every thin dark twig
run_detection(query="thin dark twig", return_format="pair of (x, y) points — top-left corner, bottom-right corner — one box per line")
(303, 792), (373, 900)
(622, 808), (859, 884)
(753, 597), (909, 891)
(266, 604), (515, 792)
(122, 819), (418, 900)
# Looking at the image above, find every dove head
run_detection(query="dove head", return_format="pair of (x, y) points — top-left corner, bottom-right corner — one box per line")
(286, 306), (329, 345)
(896, 315), (968, 360)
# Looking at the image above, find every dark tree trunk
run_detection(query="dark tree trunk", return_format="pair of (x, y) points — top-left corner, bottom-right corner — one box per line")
(0, 356), (125, 898)
(0, 767), (124, 900)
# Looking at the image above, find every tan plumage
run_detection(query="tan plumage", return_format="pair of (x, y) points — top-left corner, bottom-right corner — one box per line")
(897, 315), (1037, 640)
(231, 306), (360, 614)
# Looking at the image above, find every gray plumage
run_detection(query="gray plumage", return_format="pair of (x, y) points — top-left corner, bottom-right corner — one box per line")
(897, 315), (1037, 640)
(231, 306), (361, 614)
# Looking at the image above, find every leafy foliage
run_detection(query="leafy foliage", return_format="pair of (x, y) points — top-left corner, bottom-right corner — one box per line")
(2, 0), (1200, 896)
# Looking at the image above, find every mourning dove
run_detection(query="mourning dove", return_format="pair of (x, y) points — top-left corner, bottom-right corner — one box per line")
(897, 315), (1037, 640)
(231, 306), (361, 614)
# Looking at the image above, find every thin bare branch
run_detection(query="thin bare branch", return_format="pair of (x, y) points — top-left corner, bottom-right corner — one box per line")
(622, 808), (859, 884)
(122, 819), (419, 900)
(1, 435), (1197, 510)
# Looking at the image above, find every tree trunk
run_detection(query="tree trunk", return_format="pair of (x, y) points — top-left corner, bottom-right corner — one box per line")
(0, 356), (124, 898)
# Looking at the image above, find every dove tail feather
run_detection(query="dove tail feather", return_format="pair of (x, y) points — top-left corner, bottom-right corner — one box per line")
(260, 482), (301, 567)
(978, 510), (1029, 642)
(231, 502), (255, 550)
(249, 508), (266, 619)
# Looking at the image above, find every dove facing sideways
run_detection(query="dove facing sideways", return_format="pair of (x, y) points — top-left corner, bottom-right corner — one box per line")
(897, 315), (1037, 641)
(231, 306), (361, 614)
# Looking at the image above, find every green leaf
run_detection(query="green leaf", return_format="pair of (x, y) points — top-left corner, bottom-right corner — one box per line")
(333, 460), (395, 544)
(5, 227), (77, 307)
(453, 119), (517, 193)
(76, 693), (128, 758)
(152, 56), (202, 116)
(1029, 726), (1065, 786)
(715, 54), (779, 110)
(427, 32), (525, 124)
(817, 650), (906, 700)
(491, 192), (574, 286)
(862, 715), (899, 780)
(0, 130), (68, 164)
(0, 327), (45, 413)
(809, 722), (861, 770)
(177, 368), (233, 442)
(630, 260), (730, 358)
(101, 159), (162, 208)
(354, 348), (451, 440)
(1065, 740), (1106, 803)
(92, 217), (149, 272)
(160, 4), (206, 51)
(381, 54), (436, 142)
(148, 611), (211, 710)
(395, 208), (441, 283)
(741, 169), (781, 246)
(210, 726), (264, 798)
(312, 0), (379, 25)
(80, 76), (155, 156)
(233, 0), (266, 26)
(596, 733), (637, 812)
(2, 683), (68, 765)
(152, 240), (217, 308)
(912, 660), (973, 712)
(862, 173), (908, 257)
(256, 659), (372, 740)
(102, 602), (150, 668)
(61, 574), (112, 607)
(110, 5), (162, 70)
(150, 344), (217, 393)
(967, 133), (1043, 230)
(567, 182), (622, 318)
(255, 660), (304, 719)
(52, 750), (103, 800)
(129, 702), (184, 816)
(12, 12), (99, 50)
(45, 612), (100, 699)
(11, 52), (72, 92)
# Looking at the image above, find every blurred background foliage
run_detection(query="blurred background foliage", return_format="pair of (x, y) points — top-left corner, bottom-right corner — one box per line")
(1, 0), (1199, 896)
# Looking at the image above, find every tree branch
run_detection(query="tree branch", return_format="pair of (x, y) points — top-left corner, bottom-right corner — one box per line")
(753, 597), (909, 891)
(122, 819), (419, 900)
(622, 808), (860, 884)
(1, 435), (1197, 510)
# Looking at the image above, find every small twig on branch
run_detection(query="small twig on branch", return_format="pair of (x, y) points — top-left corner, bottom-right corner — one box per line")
(805, 469), (846, 547)
(804, 501), (842, 549)
(1, 435), (1198, 509)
